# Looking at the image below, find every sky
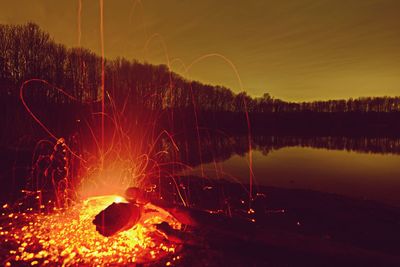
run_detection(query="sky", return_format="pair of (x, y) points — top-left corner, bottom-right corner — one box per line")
(1, 0), (400, 101)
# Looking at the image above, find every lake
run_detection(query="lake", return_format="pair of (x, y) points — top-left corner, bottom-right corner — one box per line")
(182, 137), (400, 207)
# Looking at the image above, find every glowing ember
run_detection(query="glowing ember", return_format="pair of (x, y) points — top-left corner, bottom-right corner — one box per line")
(1, 195), (182, 266)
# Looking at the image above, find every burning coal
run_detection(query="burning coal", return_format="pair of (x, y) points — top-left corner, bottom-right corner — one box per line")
(0, 195), (182, 266)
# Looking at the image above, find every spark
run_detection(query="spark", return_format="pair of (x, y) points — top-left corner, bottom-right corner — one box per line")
(77, 0), (82, 46)
(99, 0), (105, 163)
(1, 195), (181, 266)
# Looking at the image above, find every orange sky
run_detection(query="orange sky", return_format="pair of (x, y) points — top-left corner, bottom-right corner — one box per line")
(1, 0), (400, 101)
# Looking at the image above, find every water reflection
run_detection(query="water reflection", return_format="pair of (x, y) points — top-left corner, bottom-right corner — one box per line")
(168, 134), (400, 168)
(165, 134), (400, 207)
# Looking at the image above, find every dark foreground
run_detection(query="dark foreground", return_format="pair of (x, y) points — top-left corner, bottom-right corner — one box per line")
(1, 175), (400, 266)
(144, 176), (400, 267)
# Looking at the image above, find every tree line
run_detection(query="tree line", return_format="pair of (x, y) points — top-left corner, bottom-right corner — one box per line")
(1, 23), (400, 114)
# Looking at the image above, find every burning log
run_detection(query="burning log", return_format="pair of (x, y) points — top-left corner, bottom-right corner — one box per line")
(92, 187), (194, 239)
(92, 186), (247, 242)
(92, 187), (186, 237)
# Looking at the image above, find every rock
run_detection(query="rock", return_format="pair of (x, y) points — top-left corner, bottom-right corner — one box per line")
(93, 202), (142, 236)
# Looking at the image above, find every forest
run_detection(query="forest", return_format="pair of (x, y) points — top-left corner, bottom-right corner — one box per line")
(1, 23), (400, 146)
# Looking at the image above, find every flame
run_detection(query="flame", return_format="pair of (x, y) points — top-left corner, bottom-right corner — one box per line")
(1, 195), (181, 266)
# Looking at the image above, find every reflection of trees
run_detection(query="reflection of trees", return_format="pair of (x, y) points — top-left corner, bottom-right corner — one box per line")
(163, 134), (400, 168)
(253, 136), (400, 155)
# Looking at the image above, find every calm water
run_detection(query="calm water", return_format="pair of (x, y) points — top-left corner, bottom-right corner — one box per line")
(187, 145), (400, 207)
